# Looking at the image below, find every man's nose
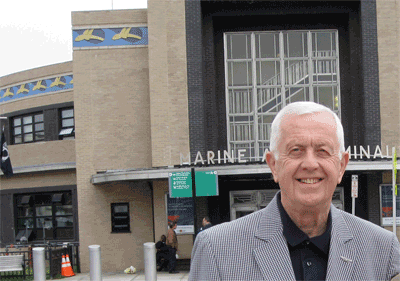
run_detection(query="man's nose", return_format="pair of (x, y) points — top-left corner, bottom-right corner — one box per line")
(301, 150), (319, 170)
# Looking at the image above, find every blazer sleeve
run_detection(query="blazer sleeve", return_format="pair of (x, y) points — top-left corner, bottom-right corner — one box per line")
(189, 231), (221, 281)
(387, 233), (400, 280)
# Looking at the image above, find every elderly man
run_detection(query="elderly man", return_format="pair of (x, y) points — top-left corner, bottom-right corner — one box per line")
(189, 101), (400, 280)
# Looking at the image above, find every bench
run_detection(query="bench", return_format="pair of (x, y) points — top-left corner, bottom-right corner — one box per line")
(0, 255), (26, 280)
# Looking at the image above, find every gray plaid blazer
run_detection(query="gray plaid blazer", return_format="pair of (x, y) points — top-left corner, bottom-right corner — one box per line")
(189, 193), (400, 280)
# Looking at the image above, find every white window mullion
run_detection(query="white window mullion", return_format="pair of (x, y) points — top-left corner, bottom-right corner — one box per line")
(308, 31), (314, 101)
(251, 32), (259, 161)
(224, 34), (232, 153)
(279, 32), (286, 107)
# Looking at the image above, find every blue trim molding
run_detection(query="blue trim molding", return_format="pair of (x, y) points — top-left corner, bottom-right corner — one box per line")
(73, 27), (148, 48)
(0, 75), (73, 103)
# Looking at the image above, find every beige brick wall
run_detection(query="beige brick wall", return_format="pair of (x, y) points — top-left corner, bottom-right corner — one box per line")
(148, 0), (190, 167)
(72, 9), (152, 272)
(0, 62), (76, 187)
(77, 181), (153, 272)
(377, 0), (400, 149)
(0, 62), (72, 86)
(0, 170), (76, 190)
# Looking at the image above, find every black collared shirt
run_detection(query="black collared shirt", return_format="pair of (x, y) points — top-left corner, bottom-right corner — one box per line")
(277, 194), (332, 281)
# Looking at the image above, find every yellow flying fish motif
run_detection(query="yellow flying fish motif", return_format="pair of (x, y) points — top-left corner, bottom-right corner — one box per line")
(17, 84), (29, 94)
(50, 77), (66, 88)
(3, 88), (14, 98)
(75, 29), (105, 42)
(69, 79), (73, 84)
(33, 80), (46, 91)
(112, 27), (141, 40)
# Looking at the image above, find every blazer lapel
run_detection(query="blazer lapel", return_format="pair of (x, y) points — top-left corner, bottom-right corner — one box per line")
(253, 195), (296, 281)
(326, 206), (356, 281)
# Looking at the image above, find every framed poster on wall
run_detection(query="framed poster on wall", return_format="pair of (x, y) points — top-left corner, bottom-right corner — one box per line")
(165, 193), (194, 235)
(380, 184), (400, 226)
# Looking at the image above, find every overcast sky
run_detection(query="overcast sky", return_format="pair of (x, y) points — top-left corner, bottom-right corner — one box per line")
(0, 0), (148, 78)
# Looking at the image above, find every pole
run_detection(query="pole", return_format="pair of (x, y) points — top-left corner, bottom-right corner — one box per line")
(89, 245), (102, 281)
(393, 147), (397, 236)
(33, 247), (46, 281)
(191, 167), (198, 242)
(143, 242), (157, 281)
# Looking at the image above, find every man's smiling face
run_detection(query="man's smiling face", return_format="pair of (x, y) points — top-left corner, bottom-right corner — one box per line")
(266, 111), (349, 210)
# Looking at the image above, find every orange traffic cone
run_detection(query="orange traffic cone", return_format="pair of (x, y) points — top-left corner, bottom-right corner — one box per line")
(63, 254), (75, 277)
(61, 255), (67, 277)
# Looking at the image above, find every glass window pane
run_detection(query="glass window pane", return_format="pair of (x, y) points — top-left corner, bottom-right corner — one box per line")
(35, 123), (44, 131)
(23, 116), (32, 124)
(14, 127), (21, 135)
(313, 32), (335, 57)
(35, 131), (45, 140)
(17, 207), (33, 217)
(36, 206), (52, 216)
(55, 216), (74, 227)
(285, 60), (309, 85)
(24, 133), (33, 142)
(35, 114), (43, 122)
(228, 61), (252, 86)
(62, 109), (74, 118)
(24, 125), (32, 133)
(256, 33), (279, 58)
(17, 218), (33, 229)
(257, 61), (281, 85)
(285, 87), (309, 104)
(36, 217), (53, 228)
(14, 136), (22, 144)
(227, 34), (251, 59)
(62, 119), (74, 128)
(114, 205), (128, 213)
(314, 86), (334, 110)
(56, 205), (73, 215)
(229, 89), (253, 114)
(284, 32), (307, 58)
(14, 118), (21, 126)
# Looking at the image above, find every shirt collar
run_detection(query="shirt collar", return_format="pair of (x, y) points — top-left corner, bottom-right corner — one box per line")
(277, 193), (332, 255)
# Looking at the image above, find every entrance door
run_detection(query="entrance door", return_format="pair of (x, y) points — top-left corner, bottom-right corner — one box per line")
(230, 187), (344, 220)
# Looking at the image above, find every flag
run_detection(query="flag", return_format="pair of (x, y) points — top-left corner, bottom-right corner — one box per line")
(1, 127), (13, 177)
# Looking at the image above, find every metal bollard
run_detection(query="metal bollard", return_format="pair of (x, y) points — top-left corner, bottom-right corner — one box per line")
(33, 247), (46, 281)
(143, 242), (157, 281)
(89, 245), (102, 281)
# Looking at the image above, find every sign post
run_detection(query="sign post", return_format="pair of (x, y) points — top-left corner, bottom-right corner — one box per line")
(393, 147), (397, 236)
(351, 175), (358, 216)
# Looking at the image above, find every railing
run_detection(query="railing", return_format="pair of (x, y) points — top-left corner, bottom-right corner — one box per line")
(0, 242), (80, 280)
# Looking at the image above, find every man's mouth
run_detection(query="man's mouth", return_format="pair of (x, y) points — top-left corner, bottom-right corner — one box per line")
(297, 178), (323, 184)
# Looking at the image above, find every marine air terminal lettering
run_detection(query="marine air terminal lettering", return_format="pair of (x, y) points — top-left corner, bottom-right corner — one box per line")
(180, 145), (399, 165)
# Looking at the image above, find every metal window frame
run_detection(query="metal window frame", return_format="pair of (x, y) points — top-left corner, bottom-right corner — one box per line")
(12, 112), (44, 144)
(224, 30), (341, 162)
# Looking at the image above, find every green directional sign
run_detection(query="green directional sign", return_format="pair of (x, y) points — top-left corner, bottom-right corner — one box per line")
(169, 171), (193, 198)
(195, 171), (219, 197)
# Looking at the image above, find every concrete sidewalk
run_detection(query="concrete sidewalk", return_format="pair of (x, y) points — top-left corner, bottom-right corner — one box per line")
(62, 270), (190, 280)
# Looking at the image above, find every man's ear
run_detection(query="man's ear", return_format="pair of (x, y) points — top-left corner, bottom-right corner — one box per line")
(266, 152), (279, 183)
(337, 151), (349, 184)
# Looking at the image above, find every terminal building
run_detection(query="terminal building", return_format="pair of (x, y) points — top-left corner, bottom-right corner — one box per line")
(1, 0), (400, 272)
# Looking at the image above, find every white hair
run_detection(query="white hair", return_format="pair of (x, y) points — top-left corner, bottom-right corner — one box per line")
(269, 101), (345, 159)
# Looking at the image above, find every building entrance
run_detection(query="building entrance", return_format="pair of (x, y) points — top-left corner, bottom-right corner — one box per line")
(229, 187), (344, 220)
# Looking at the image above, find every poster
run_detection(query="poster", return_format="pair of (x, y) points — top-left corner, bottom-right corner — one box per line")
(166, 193), (194, 234)
(380, 184), (400, 226)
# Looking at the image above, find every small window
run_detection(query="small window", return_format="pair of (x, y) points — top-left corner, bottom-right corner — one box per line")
(59, 108), (74, 140)
(12, 112), (44, 144)
(111, 203), (130, 233)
